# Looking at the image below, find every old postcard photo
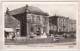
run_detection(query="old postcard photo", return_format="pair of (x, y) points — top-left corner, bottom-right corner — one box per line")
(2, 2), (78, 48)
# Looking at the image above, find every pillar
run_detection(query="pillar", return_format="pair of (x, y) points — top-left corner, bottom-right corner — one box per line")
(20, 5), (28, 37)
(20, 13), (27, 36)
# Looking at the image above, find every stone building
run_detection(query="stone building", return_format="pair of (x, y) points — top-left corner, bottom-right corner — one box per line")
(49, 15), (76, 35)
(5, 5), (49, 37)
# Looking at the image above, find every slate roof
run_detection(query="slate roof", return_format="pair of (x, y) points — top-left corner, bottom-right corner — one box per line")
(8, 5), (49, 16)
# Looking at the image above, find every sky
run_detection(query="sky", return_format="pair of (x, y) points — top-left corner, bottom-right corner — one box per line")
(3, 2), (78, 20)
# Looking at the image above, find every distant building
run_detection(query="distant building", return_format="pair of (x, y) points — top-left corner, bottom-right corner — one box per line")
(68, 19), (76, 33)
(49, 15), (76, 35)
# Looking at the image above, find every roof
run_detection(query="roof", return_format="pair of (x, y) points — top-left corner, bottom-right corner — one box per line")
(7, 5), (49, 16)
(5, 14), (20, 28)
(49, 15), (69, 19)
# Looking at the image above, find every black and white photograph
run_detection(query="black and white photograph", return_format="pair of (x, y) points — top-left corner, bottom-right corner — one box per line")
(3, 2), (77, 47)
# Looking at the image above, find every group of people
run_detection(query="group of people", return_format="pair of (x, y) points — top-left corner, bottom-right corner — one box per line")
(5, 31), (15, 40)
(5, 30), (48, 40)
(29, 31), (48, 39)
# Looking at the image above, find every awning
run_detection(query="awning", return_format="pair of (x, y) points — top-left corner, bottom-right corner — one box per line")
(4, 28), (14, 32)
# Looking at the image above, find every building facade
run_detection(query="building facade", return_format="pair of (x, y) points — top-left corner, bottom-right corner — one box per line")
(27, 13), (49, 37)
(5, 5), (49, 37)
(49, 15), (76, 35)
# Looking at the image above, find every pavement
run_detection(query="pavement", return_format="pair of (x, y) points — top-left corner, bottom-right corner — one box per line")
(5, 37), (76, 45)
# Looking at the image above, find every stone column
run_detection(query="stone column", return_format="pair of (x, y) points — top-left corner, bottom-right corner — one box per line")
(20, 13), (27, 36)
(20, 5), (28, 36)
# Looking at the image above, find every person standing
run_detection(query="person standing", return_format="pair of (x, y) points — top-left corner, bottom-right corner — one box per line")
(11, 32), (15, 40)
